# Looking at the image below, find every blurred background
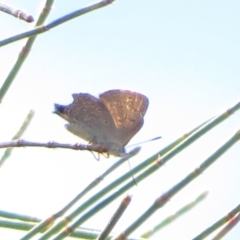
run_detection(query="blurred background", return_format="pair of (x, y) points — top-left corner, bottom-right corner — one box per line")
(0, 0), (239, 239)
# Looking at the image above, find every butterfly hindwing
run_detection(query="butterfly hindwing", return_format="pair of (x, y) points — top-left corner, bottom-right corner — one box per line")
(54, 93), (116, 143)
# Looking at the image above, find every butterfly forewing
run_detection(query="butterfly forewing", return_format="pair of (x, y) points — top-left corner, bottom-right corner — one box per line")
(99, 90), (149, 146)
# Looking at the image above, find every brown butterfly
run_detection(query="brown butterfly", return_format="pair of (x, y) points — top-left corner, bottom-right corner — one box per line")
(54, 90), (149, 156)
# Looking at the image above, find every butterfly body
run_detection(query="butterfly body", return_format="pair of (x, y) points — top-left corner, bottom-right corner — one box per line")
(54, 90), (149, 156)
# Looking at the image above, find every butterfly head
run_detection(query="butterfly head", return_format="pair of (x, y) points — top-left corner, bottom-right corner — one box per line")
(91, 142), (128, 157)
(54, 103), (70, 121)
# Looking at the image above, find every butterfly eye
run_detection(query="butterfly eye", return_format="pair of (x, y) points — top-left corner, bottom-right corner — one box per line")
(54, 104), (65, 113)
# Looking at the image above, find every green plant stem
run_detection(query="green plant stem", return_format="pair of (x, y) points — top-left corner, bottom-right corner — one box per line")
(20, 148), (139, 240)
(0, 110), (34, 167)
(0, 2), (34, 22)
(193, 204), (240, 240)
(212, 213), (240, 240)
(0, 0), (54, 103)
(97, 195), (132, 240)
(113, 130), (240, 239)
(140, 191), (208, 238)
(0, 219), (110, 239)
(0, 0), (114, 48)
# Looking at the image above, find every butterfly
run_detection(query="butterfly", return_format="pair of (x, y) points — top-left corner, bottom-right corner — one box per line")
(54, 89), (149, 157)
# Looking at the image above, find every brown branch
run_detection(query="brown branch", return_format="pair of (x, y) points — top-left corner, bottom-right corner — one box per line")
(0, 139), (108, 154)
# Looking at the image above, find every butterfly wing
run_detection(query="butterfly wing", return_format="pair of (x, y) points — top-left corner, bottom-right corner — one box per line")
(99, 90), (149, 146)
(54, 93), (116, 144)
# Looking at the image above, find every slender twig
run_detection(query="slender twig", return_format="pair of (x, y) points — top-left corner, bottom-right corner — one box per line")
(0, 110), (35, 168)
(141, 191), (208, 238)
(113, 130), (240, 239)
(0, 139), (109, 154)
(19, 148), (140, 240)
(53, 147), (140, 217)
(97, 195), (132, 240)
(0, 210), (40, 223)
(212, 213), (240, 240)
(118, 101), (240, 190)
(0, 0), (114, 47)
(193, 204), (240, 240)
(0, 0), (54, 103)
(0, 219), (113, 239)
(0, 2), (34, 22)
(0, 140), (141, 157)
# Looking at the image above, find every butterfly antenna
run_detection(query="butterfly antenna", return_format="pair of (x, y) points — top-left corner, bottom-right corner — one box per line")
(127, 136), (161, 148)
(127, 159), (138, 186)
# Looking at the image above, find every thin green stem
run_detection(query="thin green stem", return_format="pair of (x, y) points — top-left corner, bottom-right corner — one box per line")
(0, 110), (34, 168)
(0, 2), (34, 22)
(193, 204), (240, 240)
(114, 130), (240, 239)
(0, 0), (54, 103)
(0, 0), (114, 47)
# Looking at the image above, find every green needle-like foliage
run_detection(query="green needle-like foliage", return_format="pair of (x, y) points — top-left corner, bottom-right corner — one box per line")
(0, 1), (239, 240)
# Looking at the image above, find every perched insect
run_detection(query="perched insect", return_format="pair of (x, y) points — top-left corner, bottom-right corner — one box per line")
(54, 90), (149, 157)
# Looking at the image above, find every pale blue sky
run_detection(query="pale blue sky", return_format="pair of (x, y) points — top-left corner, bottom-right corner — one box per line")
(0, 1), (239, 239)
